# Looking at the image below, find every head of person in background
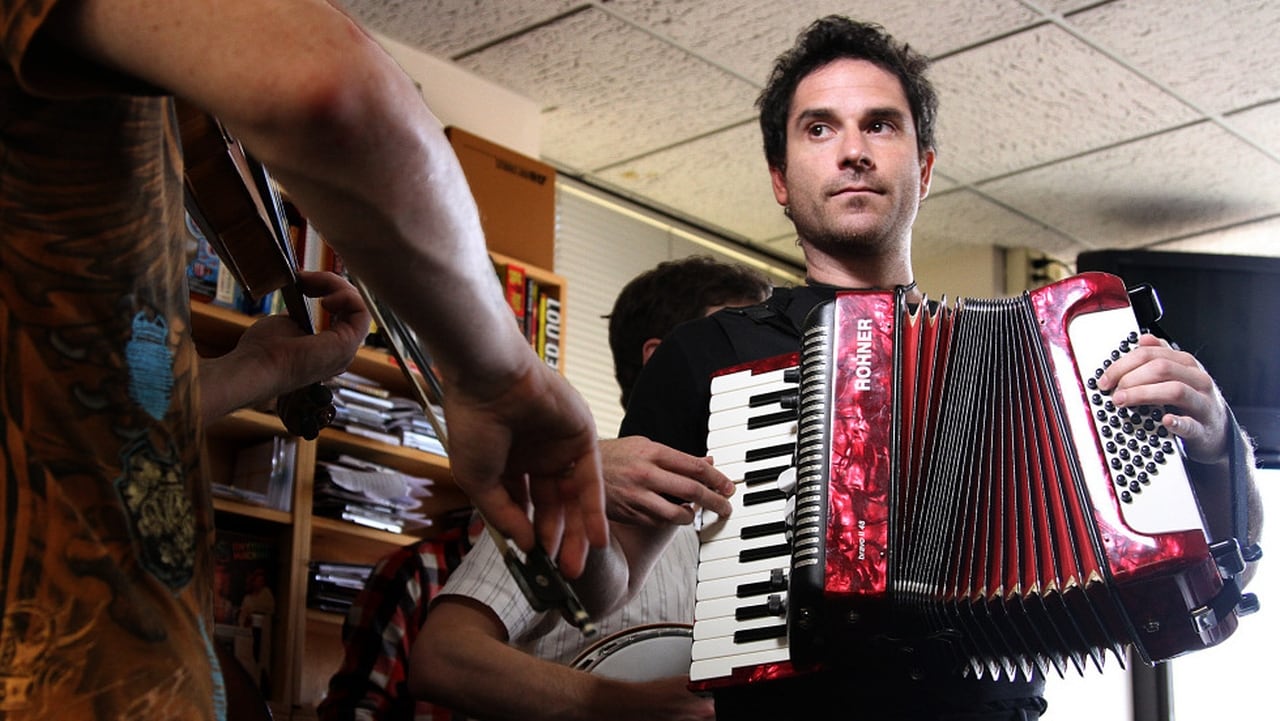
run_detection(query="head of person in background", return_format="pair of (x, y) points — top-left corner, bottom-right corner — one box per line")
(607, 255), (773, 409)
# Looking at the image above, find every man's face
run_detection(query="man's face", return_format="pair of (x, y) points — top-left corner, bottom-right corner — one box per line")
(769, 58), (934, 260)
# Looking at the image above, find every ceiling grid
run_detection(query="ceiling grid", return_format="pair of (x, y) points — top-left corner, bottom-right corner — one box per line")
(341, 0), (1280, 268)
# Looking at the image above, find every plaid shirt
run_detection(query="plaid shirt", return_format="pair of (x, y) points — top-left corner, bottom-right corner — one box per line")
(316, 517), (482, 721)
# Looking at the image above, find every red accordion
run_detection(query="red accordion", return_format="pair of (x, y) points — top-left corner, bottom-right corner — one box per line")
(691, 272), (1251, 691)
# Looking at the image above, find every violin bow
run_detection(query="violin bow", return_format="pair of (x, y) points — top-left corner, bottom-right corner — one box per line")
(350, 276), (596, 637)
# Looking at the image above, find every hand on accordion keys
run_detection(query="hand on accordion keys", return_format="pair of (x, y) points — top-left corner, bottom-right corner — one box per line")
(599, 436), (735, 527)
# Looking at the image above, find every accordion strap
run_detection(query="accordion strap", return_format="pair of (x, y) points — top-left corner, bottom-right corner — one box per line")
(1224, 405), (1257, 553)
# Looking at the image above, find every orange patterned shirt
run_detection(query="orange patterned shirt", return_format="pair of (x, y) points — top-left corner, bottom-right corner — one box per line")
(1, 2), (220, 719)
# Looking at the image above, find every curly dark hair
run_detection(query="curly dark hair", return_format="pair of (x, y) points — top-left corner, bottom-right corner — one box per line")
(757, 15), (938, 172)
(608, 256), (772, 409)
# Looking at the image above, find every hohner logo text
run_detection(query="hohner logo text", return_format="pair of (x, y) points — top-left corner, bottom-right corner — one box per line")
(852, 318), (874, 391)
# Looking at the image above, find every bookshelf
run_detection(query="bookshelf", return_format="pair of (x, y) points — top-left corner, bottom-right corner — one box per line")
(195, 251), (565, 717)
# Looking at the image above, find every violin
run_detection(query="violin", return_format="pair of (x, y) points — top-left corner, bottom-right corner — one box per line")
(177, 101), (335, 440)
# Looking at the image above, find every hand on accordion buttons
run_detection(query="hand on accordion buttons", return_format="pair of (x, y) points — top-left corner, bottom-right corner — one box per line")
(1095, 333), (1230, 464)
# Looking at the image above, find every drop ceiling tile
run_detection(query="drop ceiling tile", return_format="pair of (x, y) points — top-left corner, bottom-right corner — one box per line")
(1038, 0), (1104, 14)
(593, 123), (792, 243)
(1065, 0), (1280, 114)
(928, 172), (960, 195)
(929, 24), (1198, 183)
(1227, 100), (1280, 158)
(604, 0), (1041, 85)
(913, 189), (1084, 260)
(454, 7), (760, 170)
(979, 121), (1280, 249)
(339, 0), (582, 58)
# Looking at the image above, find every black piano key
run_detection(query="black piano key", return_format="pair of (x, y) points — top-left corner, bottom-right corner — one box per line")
(735, 594), (786, 621)
(739, 543), (791, 563)
(747, 389), (791, 408)
(737, 569), (787, 597)
(743, 465), (788, 486)
(734, 624), (788, 644)
(744, 488), (787, 505)
(745, 443), (794, 462)
(741, 520), (788, 540)
(747, 409), (798, 430)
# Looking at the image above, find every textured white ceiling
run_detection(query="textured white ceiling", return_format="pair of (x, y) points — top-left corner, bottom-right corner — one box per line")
(340, 0), (1280, 269)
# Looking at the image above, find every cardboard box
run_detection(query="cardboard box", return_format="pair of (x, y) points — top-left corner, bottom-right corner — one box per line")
(447, 126), (556, 270)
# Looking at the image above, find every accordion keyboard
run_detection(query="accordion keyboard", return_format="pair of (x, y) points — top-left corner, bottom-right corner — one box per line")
(692, 359), (801, 683)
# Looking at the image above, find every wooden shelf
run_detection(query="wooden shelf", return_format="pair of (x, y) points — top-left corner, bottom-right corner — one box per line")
(194, 246), (565, 714)
(213, 497), (291, 524)
(314, 427), (450, 478)
(306, 608), (344, 627)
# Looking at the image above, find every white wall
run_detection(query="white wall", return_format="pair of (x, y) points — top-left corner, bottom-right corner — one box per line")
(554, 179), (799, 440)
(915, 245), (1005, 299)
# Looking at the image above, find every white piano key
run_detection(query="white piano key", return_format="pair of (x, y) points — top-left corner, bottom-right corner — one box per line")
(705, 433), (795, 467)
(708, 383), (795, 415)
(721, 489), (787, 520)
(709, 457), (791, 486)
(710, 365), (795, 396)
(705, 418), (797, 453)
(690, 646), (792, 683)
(708, 401), (790, 431)
(696, 568), (786, 601)
(698, 553), (789, 582)
(698, 510), (786, 545)
(698, 530), (789, 563)
(695, 594), (748, 621)
(692, 631), (790, 663)
(696, 499), (782, 532)
(694, 611), (786, 641)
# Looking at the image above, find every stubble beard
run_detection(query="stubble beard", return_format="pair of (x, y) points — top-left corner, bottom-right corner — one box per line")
(793, 199), (902, 260)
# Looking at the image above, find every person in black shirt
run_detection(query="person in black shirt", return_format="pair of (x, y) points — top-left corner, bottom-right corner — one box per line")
(619, 15), (1262, 721)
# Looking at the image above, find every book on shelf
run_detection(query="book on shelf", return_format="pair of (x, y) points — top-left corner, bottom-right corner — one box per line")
(399, 429), (446, 456)
(328, 372), (447, 453)
(213, 530), (278, 696)
(330, 390), (407, 447)
(338, 423), (402, 446)
(340, 507), (405, 534)
(541, 295), (562, 371)
(307, 560), (374, 615)
(333, 385), (407, 412)
(329, 371), (392, 399)
(186, 211), (223, 304)
(523, 274), (541, 345)
(213, 436), (297, 512)
(313, 455), (435, 534)
(496, 261), (527, 330)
